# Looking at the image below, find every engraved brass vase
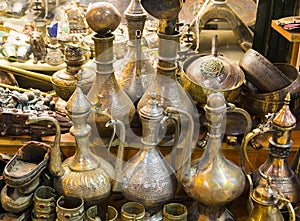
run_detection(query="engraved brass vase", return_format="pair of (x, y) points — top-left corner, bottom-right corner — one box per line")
(166, 89), (246, 220)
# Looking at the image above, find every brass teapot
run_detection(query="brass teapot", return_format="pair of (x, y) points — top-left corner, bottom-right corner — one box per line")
(26, 79), (120, 206)
(166, 88), (246, 220)
(249, 177), (296, 221)
(106, 94), (178, 219)
(241, 94), (300, 219)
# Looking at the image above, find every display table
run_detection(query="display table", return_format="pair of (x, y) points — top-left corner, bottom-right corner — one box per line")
(271, 20), (300, 69)
(0, 128), (299, 220)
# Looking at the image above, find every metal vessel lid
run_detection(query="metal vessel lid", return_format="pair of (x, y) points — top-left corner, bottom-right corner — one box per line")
(139, 93), (163, 120)
(272, 93), (296, 129)
(185, 36), (245, 91)
(66, 72), (91, 115)
(251, 178), (279, 206)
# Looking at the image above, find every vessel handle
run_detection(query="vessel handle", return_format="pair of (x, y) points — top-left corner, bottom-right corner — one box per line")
(240, 116), (274, 186)
(105, 119), (126, 192)
(165, 107), (194, 184)
(276, 191), (296, 221)
(160, 111), (181, 170)
(25, 114), (64, 177)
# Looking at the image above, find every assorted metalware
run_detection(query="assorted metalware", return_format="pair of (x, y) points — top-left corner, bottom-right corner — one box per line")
(1, 1), (300, 221)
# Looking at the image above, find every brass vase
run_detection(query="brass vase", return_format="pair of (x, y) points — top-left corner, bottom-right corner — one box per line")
(115, 0), (155, 105)
(167, 89), (246, 220)
(51, 43), (95, 101)
(85, 2), (136, 138)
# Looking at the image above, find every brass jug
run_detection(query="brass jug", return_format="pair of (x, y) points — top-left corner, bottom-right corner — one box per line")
(166, 89), (246, 220)
(85, 2), (136, 138)
(241, 94), (300, 219)
(249, 177), (295, 221)
(106, 94), (178, 219)
(115, 0), (155, 105)
(25, 78), (122, 206)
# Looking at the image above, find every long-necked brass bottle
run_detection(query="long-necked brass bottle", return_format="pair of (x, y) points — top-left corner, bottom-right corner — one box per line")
(167, 89), (246, 220)
(85, 2), (136, 138)
(242, 93), (300, 219)
(115, 0), (155, 105)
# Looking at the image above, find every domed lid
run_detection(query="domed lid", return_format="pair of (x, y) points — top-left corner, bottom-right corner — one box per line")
(66, 71), (91, 115)
(273, 93), (296, 129)
(139, 92), (163, 120)
(185, 36), (245, 91)
(251, 177), (279, 206)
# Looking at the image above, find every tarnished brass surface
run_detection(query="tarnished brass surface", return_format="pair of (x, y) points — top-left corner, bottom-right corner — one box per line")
(51, 44), (95, 101)
(239, 63), (300, 117)
(239, 49), (292, 93)
(86, 2), (121, 35)
(141, 0), (183, 20)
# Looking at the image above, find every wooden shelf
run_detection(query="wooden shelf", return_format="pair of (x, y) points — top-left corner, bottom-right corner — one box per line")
(271, 20), (300, 68)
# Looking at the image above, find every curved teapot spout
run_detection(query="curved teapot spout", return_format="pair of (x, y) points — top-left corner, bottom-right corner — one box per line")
(105, 119), (126, 192)
(26, 115), (64, 177)
(165, 107), (194, 184)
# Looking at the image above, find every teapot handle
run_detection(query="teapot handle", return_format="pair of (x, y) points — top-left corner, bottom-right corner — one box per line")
(240, 116), (274, 185)
(105, 119), (125, 192)
(165, 107), (194, 184)
(276, 191), (296, 221)
(160, 112), (181, 170)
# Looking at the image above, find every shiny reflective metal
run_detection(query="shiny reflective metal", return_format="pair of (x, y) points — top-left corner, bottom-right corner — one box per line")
(86, 2), (136, 138)
(51, 43), (95, 101)
(56, 196), (85, 221)
(25, 80), (122, 205)
(167, 90), (245, 220)
(87, 205), (118, 221)
(188, 0), (253, 51)
(249, 177), (296, 221)
(241, 94), (300, 218)
(115, 0), (155, 104)
(179, 35), (245, 105)
(121, 202), (146, 221)
(107, 95), (178, 218)
(163, 203), (187, 221)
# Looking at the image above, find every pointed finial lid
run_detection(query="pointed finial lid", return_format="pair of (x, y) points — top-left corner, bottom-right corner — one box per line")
(139, 92), (163, 120)
(125, 0), (147, 16)
(66, 71), (91, 115)
(273, 93), (296, 129)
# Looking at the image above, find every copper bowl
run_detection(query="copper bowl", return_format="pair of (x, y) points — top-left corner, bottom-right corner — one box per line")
(179, 54), (245, 105)
(238, 63), (300, 117)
